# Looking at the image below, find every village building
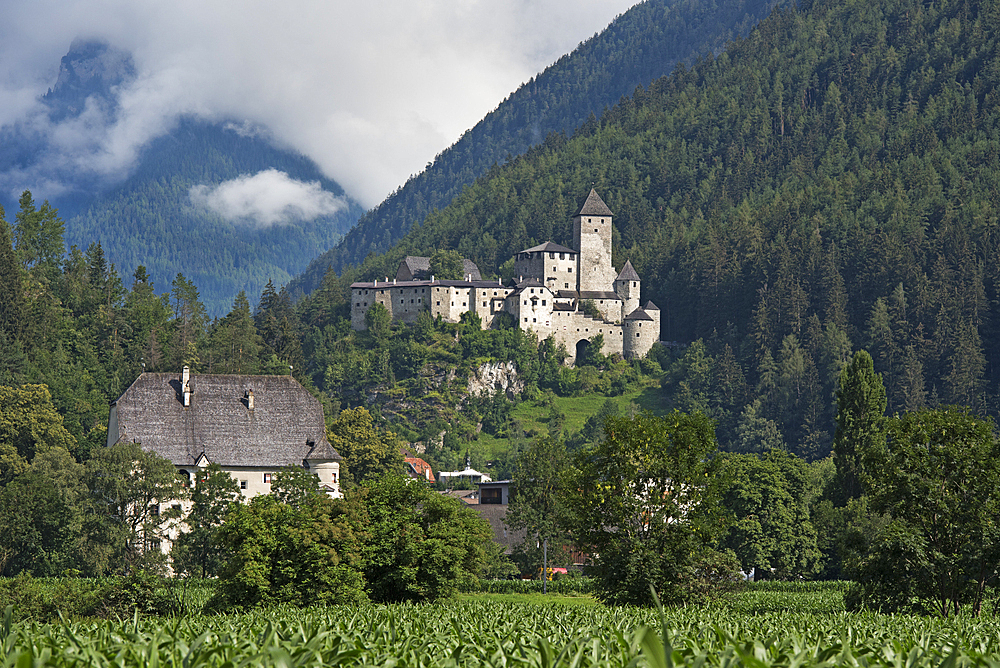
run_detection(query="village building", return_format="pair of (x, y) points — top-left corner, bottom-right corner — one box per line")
(350, 190), (660, 362)
(106, 367), (343, 552)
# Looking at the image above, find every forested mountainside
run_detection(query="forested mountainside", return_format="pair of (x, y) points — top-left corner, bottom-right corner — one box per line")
(0, 41), (364, 316)
(288, 0), (791, 297)
(328, 0), (1000, 459)
(64, 118), (364, 315)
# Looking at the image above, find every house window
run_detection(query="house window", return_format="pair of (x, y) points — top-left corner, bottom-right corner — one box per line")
(264, 473), (273, 484)
(171, 504), (181, 512)
(240, 480), (247, 490)
(149, 504), (160, 517)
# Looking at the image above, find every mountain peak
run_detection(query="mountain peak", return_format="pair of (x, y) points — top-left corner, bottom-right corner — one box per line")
(43, 39), (136, 121)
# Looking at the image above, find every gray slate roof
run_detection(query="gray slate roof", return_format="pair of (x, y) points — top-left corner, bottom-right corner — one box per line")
(111, 373), (340, 468)
(616, 260), (640, 281)
(644, 300), (660, 311)
(575, 189), (614, 217)
(625, 308), (654, 321)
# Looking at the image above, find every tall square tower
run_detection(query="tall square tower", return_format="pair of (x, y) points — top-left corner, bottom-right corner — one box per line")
(572, 189), (616, 293)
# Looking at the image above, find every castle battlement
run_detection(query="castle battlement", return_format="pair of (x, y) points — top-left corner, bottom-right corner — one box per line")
(350, 190), (659, 363)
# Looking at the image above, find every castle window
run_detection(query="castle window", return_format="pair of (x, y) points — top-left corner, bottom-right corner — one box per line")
(463, 302), (466, 306)
(364, 302), (367, 307)
(240, 480), (247, 490)
(410, 299), (414, 303)
(533, 318), (536, 322)
(637, 333), (641, 337)
(565, 283), (569, 289)
(549, 253), (555, 259)
(559, 253), (564, 259)
(525, 318), (528, 322)
(553, 267), (557, 272)
(483, 302), (486, 307)
(568, 268), (573, 273)
(264, 473), (273, 484)
(594, 229), (598, 233)
(542, 300), (546, 306)
(436, 301), (440, 306)
(632, 282), (636, 287)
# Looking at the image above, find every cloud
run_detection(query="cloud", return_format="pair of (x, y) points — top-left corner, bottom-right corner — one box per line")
(0, 0), (639, 208)
(189, 170), (346, 227)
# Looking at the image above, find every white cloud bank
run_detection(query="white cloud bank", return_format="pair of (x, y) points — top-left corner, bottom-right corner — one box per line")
(189, 169), (346, 227)
(0, 0), (641, 208)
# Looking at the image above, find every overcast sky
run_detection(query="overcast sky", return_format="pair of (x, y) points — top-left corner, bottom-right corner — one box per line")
(0, 0), (641, 209)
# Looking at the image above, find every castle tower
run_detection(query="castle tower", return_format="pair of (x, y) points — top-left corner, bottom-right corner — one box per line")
(573, 189), (616, 293)
(615, 260), (641, 321)
(623, 307), (656, 360)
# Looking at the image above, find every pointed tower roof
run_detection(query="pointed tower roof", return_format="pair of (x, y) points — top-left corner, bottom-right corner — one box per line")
(575, 189), (614, 217)
(644, 300), (659, 311)
(624, 308), (653, 321)
(616, 260), (640, 281)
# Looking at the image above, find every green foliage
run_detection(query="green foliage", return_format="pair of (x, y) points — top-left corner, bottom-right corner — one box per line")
(358, 474), (497, 602)
(0, 384), (77, 484)
(562, 411), (740, 606)
(84, 441), (188, 575)
(507, 435), (570, 563)
(720, 450), (822, 580)
(171, 464), (242, 578)
(850, 407), (1000, 616)
(327, 407), (404, 486)
(209, 493), (367, 610)
(429, 250), (465, 280)
(832, 350), (886, 504)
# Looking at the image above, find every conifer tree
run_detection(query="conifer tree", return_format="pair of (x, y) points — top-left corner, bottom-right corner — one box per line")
(832, 350), (886, 505)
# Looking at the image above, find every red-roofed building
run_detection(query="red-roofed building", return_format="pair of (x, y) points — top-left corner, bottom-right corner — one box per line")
(404, 456), (435, 483)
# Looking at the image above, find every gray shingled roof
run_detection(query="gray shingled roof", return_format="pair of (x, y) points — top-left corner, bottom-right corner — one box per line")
(520, 241), (577, 255)
(575, 189), (614, 217)
(644, 300), (660, 311)
(616, 260), (640, 281)
(111, 373), (340, 468)
(625, 308), (654, 321)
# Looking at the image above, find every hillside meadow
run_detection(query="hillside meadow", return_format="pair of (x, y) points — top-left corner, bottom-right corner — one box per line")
(6, 581), (1000, 667)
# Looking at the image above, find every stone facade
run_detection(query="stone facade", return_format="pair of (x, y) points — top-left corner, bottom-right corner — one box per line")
(350, 190), (660, 362)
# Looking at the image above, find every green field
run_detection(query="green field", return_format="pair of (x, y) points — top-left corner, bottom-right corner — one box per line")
(7, 582), (1000, 667)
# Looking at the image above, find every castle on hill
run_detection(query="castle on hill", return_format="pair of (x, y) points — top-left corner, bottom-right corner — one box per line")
(350, 190), (660, 362)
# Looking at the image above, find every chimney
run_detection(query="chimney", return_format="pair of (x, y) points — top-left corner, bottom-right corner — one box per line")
(247, 388), (255, 410)
(182, 366), (191, 407)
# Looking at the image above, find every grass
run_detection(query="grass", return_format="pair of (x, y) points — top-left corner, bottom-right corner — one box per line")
(470, 379), (668, 458)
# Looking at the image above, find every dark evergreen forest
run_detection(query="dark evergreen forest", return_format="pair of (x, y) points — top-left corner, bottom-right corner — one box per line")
(288, 0), (792, 297)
